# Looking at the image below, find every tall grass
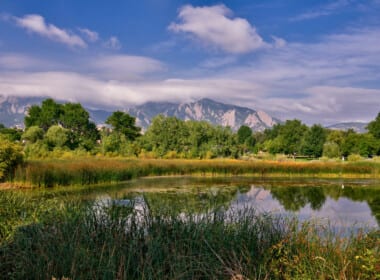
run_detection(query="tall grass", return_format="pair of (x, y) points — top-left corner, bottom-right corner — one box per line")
(11, 158), (380, 187)
(0, 191), (379, 279)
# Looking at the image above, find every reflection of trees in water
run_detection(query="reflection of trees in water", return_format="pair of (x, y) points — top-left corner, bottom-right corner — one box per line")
(368, 198), (380, 225)
(334, 187), (380, 225)
(269, 186), (326, 211)
(268, 184), (380, 224)
(142, 186), (247, 215)
(30, 176), (380, 225)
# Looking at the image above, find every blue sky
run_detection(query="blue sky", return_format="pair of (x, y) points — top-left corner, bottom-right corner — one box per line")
(1, 0), (380, 124)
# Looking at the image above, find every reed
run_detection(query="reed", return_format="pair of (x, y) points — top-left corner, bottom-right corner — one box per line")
(10, 158), (380, 188)
(0, 191), (378, 279)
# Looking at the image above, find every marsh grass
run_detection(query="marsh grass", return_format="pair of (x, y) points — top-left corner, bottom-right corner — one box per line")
(0, 191), (379, 279)
(11, 158), (380, 188)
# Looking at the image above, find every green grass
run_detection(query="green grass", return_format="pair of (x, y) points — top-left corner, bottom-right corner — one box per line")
(0, 191), (379, 279)
(8, 158), (380, 188)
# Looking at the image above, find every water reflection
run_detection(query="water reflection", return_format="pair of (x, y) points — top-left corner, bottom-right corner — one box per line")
(118, 178), (380, 229)
(232, 185), (378, 229)
(26, 177), (380, 229)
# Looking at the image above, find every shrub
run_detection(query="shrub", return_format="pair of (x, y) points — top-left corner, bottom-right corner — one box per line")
(348, 154), (363, 162)
(323, 141), (341, 158)
(0, 136), (23, 181)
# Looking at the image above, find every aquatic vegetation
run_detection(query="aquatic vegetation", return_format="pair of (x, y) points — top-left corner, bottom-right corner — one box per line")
(9, 158), (380, 188)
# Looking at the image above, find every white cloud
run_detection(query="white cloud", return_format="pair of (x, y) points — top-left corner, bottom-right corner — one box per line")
(104, 36), (121, 50)
(13, 14), (87, 48)
(0, 53), (48, 69)
(89, 55), (165, 80)
(267, 86), (380, 124)
(206, 27), (380, 123)
(272, 36), (286, 48)
(78, 28), (99, 42)
(200, 56), (237, 68)
(0, 71), (264, 109)
(291, 0), (350, 21)
(169, 4), (266, 54)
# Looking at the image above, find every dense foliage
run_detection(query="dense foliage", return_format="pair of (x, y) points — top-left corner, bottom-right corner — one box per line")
(24, 98), (99, 151)
(0, 136), (23, 181)
(1, 98), (380, 161)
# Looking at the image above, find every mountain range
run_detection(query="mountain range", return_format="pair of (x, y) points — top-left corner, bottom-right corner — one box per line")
(326, 122), (368, 133)
(0, 95), (369, 133)
(125, 98), (279, 132)
(0, 96), (279, 131)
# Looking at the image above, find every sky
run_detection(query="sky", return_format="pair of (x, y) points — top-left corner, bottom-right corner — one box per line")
(0, 0), (380, 125)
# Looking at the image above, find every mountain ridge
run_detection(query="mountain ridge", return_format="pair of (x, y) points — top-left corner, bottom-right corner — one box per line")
(326, 122), (368, 133)
(0, 96), (280, 132)
(0, 95), (371, 133)
(125, 98), (280, 131)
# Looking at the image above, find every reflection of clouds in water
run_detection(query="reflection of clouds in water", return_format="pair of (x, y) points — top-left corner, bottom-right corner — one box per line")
(300, 198), (378, 229)
(229, 185), (378, 230)
(231, 186), (285, 215)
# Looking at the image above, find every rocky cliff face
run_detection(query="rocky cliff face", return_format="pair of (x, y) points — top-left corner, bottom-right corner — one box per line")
(0, 96), (44, 127)
(126, 98), (279, 131)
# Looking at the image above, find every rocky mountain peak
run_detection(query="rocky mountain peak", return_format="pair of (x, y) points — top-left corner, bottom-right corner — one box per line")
(126, 98), (279, 132)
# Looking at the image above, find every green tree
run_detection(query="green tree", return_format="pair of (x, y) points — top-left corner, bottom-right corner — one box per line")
(341, 130), (359, 157)
(61, 103), (99, 149)
(237, 125), (252, 144)
(265, 138), (283, 154)
(25, 99), (63, 131)
(209, 126), (238, 158)
(143, 115), (189, 157)
(263, 124), (281, 140)
(265, 120), (307, 155)
(24, 99), (99, 151)
(281, 120), (308, 155)
(327, 130), (344, 145)
(236, 125), (255, 155)
(322, 141), (341, 158)
(186, 121), (214, 158)
(24, 105), (42, 129)
(106, 111), (141, 141)
(356, 133), (380, 157)
(367, 112), (380, 139)
(301, 124), (327, 157)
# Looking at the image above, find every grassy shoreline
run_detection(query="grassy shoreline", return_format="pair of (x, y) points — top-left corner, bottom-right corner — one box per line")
(6, 158), (380, 188)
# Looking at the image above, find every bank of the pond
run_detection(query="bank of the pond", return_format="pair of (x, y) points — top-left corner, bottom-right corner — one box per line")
(0, 190), (379, 280)
(8, 158), (380, 188)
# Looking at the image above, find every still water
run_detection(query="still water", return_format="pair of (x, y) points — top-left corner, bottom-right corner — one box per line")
(50, 176), (380, 230)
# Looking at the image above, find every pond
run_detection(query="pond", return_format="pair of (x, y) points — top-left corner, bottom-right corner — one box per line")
(34, 176), (380, 231)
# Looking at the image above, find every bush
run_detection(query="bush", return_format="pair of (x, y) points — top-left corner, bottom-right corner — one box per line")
(323, 141), (341, 158)
(0, 136), (23, 181)
(348, 154), (363, 162)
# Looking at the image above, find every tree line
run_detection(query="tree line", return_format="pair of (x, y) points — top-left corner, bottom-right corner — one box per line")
(1, 98), (380, 176)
